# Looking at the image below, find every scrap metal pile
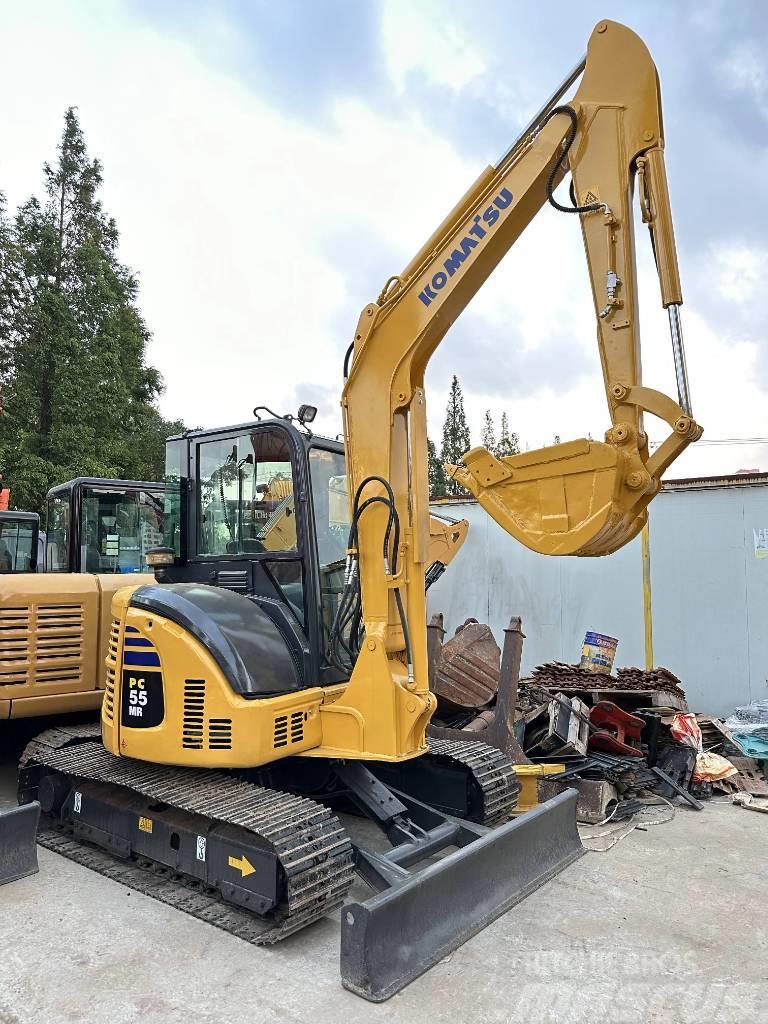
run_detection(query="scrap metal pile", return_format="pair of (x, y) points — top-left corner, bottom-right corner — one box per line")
(426, 613), (768, 826)
(616, 666), (686, 698)
(523, 661), (687, 702)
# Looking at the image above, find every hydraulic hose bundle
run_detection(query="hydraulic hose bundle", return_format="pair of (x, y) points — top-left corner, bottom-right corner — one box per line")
(327, 476), (412, 679)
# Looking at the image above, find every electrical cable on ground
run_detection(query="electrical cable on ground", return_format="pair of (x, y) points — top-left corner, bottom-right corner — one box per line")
(579, 796), (676, 852)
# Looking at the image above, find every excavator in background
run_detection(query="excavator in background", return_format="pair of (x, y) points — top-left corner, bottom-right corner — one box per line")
(0, 511), (39, 572)
(10, 20), (700, 1001)
(0, 477), (163, 720)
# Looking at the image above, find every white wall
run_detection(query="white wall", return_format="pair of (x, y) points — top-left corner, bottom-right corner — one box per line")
(429, 484), (768, 716)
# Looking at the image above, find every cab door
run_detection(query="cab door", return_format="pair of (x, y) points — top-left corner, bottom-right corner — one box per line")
(190, 422), (317, 685)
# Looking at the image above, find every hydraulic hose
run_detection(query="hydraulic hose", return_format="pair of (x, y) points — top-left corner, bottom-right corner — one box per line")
(542, 105), (604, 215)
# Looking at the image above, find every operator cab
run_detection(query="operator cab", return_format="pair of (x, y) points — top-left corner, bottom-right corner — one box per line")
(0, 511), (39, 573)
(154, 413), (349, 687)
(45, 478), (166, 573)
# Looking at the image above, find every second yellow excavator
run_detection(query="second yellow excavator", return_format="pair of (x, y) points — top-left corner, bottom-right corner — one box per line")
(13, 19), (700, 1003)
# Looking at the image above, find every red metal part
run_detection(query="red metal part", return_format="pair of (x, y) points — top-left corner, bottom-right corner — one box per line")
(589, 700), (643, 757)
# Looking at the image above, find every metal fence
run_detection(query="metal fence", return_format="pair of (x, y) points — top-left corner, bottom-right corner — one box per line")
(429, 476), (768, 716)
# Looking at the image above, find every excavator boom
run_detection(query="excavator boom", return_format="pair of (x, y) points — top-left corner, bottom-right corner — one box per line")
(336, 20), (700, 767)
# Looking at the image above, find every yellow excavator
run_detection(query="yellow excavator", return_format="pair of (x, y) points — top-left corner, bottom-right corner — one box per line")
(8, 20), (700, 1001)
(0, 477), (163, 720)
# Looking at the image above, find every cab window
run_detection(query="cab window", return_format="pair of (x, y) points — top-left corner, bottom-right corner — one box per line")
(197, 429), (298, 557)
(0, 518), (36, 572)
(46, 497), (70, 571)
(79, 487), (165, 573)
(162, 438), (185, 559)
(308, 447), (349, 653)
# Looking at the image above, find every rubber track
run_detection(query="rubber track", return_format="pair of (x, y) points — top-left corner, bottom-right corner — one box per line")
(21, 728), (355, 944)
(424, 738), (521, 826)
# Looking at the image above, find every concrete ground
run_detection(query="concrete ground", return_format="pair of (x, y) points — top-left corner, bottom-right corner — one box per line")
(1, 723), (766, 1024)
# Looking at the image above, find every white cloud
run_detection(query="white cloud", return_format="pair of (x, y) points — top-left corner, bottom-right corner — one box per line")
(710, 243), (768, 304)
(0, 0), (763, 481)
(0, 1), (478, 438)
(380, 0), (487, 94)
(718, 44), (768, 115)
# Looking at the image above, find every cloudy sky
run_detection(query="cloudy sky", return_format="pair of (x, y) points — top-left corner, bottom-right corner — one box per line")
(1, 0), (766, 477)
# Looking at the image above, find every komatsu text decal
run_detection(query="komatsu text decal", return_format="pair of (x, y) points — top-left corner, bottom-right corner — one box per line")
(417, 187), (514, 308)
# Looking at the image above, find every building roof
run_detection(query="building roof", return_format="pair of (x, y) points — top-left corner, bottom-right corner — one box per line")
(431, 470), (768, 504)
(662, 471), (768, 491)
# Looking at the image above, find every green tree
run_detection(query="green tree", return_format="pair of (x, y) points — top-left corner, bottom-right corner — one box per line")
(480, 409), (496, 452)
(495, 412), (520, 458)
(427, 437), (448, 498)
(0, 108), (183, 514)
(440, 375), (471, 497)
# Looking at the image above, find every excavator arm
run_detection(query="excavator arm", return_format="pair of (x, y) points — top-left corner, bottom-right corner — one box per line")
(447, 25), (701, 556)
(330, 20), (700, 762)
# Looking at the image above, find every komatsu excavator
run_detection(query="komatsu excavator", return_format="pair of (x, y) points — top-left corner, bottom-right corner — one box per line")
(9, 21), (701, 1001)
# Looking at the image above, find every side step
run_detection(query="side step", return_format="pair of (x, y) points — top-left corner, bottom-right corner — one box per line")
(0, 801), (40, 885)
(340, 788), (583, 1001)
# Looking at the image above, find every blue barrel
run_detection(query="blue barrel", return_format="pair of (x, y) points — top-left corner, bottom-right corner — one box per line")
(579, 631), (618, 674)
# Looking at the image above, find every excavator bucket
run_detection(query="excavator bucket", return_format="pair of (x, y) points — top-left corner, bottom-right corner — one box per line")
(340, 789), (583, 1001)
(432, 618), (501, 709)
(0, 801), (40, 886)
(448, 439), (650, 557)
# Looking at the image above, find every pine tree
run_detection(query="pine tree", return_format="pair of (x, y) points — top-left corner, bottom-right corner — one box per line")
(0, 109), (183, 513)
(440, 375), (471, 497)
(427, 438), (448, 498)
(495, 412), (520, 459)
(480, 410), (496, 452)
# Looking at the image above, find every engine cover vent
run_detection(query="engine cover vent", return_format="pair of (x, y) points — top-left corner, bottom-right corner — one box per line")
(104, 666), (115, 722)
(290, 710), (304, 743)
(208, 718), (233, 750)
(273, 710), (305, 749)
(182, 679), (205, 749)
(214, 570), (249, 593)
(274, 714), (288, 748)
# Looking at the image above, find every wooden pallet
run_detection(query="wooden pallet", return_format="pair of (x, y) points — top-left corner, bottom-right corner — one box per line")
(718, 756), (768, 796)
(696, 715), (742, 757)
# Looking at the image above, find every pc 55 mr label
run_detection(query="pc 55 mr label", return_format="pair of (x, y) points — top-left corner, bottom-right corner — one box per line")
(121, 670), (165, 728)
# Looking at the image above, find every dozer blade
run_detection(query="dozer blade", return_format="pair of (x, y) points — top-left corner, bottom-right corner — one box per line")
(448, 439), (652, 557)
(0, 801), (40, 886)
(340, 789), (583, 1001)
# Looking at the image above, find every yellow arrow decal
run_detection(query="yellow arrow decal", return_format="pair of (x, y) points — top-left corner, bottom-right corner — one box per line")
(228, 853), (255, 878)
